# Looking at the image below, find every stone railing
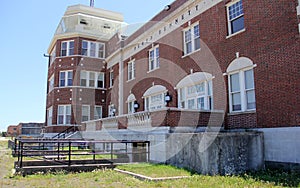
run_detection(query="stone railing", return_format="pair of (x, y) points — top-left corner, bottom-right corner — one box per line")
(102, 117), (118, 129)
(81, 108), (224, 131)
(127, 111), (152, 128)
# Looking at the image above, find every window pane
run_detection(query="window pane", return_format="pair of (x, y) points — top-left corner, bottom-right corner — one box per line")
(231, 16), (244, 34)
(94, 106), (102, 119)
(66, 106), (71, 115)
(230, 73), (240, 92)
(197, 97), (205, 110)
(80, 71), (87, 86)
(89, 72), (95, 87)
(69, 41), (74, 55)
(58, 115), (64, 124)
(188, 99), (195, 109)
(97, 73), (104, 88)
(90, 42), (96, 57)
(59, 72), (65, 86)
(156, 47), (160, 68)
(67, 71), (73, 86)
(61, 42), (67, 56)
(245, 69), (254, 89)
(66, 115), (71, 124)
(82, 41), (88, 55)
(246, 90), (256, 109)
(232, 92), (241, 111)
(58, 106), (64, 115)
(196, 83), (205, 93)
(98, 43), (104, 58)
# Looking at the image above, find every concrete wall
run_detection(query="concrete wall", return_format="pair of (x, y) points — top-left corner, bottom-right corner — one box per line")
(165, 131), (264, 175)
(81, 129), (264, 175)
(256, 127), (300, 165)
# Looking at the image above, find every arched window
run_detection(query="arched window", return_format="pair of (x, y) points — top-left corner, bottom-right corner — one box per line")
(143, 85), (167, 111)
(176, 72), (213, 110)
(126, 93), (136, 114)
(226, 57), (256, 112)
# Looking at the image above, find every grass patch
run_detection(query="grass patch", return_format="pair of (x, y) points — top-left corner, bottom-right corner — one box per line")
(117, 163), (191, 178)
(1, 139), (300, 187)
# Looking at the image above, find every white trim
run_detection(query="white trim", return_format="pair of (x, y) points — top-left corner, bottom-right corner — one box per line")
(59, 70), (73, 87)
(47, 106), (53, 126)
(143, 85), (167, 97)
(48, 74), (55, 92)
(94, 105), (103, 120)
(226, 0), (245, 36)
(81, 40), (105, 59)
(80, 71), (105, 89)
(60, 40), (74, 57)
(109, 70), (114, 88)
(228, 68), (256, 113)
(183, 22), (200, 55)
(81, 105), (90, 122)
(57, 105), (72, 125)
(148, 45), (160, 72)
(127, 60), (135, 81)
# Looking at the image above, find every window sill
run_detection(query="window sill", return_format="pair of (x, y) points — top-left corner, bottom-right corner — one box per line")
(147, 67), (160, 73)
(181, 48), (201, 58)
(226, 29), (246, 39)
(228, 110), (256, 116)
(126, 78), (135, 83)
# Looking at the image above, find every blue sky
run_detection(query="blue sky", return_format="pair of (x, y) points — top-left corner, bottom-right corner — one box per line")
(0, 0), (173, 131)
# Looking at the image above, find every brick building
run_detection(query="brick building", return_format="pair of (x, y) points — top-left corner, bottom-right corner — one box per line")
(44, 0), (300, 165)
(7, 123), (44, 137)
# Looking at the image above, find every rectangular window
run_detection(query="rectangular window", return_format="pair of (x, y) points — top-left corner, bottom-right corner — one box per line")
(59, 71), (73, 87)
(48, 75), (54, 92)
(227, 0), (245, 35)
(94, 106), (102, 120)
(50, 46), (56, 65)
(89, 72), (95, 87)
(229, 69), (256, 112)
(61, 41), (74, 56)
(81, 41), (88, 55)
(197, 97), (205, 110)
(82, 105), (90, 122)
(109, 71), (114, 88)
(128, 61), (135, 81)
(90, 42), (96, 57)
(81, 40), (105, 58)
(80, 71), (87, 86)
(183, 23), (200, 55)
(128, 101), (134, 114)
(47, 107), (53, 126)
(188, 99), (195, 109)
(97, 73), (104, 88)
(58, 105), (71, 125)
(80, 71), (104, 88)
(149, 46), (160, 71)
(245, 69), (256, 110)
(98, 43), (104, 58)
(230, 73), (241, 111)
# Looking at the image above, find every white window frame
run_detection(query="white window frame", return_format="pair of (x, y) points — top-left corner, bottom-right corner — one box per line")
(127, 60), (135, 81)
(61, 40), (74, 57)
(226, 0), (245, 36)
(50, 46), (56, 65)
(94, 106), (103, 120)
(81, 40), (105, 59)
(144, 93), (165, 111)
(148, 45), (160, 71)
(183, 22), (200, 55)
(47, 107), (53, 126)
(128, 101), (135, 114)
(80, 71), (105, 89)
(109, 70), (114, 88)
(57, 105), (71, 125)
(59, 70), (73, 87)
(48, 74), (54, 92)
(228, 68), (256, 113)
(178, 80), (213, 110)
(81, 105), (90, 122)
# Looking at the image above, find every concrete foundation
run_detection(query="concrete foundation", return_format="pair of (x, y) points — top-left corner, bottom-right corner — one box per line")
(80, 128), (264, 175)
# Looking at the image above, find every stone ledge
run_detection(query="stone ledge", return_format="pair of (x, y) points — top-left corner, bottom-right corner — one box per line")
(114, 168), (190, 181)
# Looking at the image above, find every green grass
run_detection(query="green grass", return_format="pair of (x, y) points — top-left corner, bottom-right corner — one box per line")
(117, 163), (191, 178)
(1, 139), (300, 188)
